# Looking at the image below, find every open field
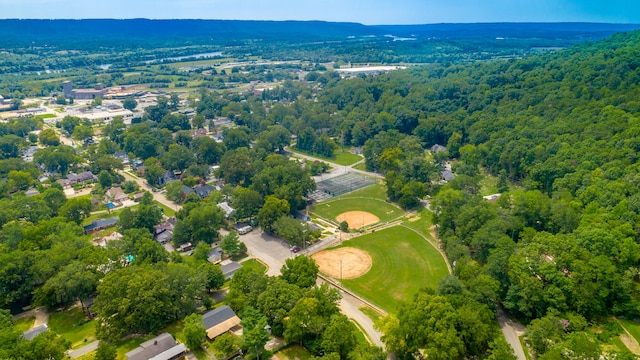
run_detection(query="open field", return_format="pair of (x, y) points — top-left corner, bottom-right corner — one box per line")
(330, 183), (386, 201)
(335, 226), (449, 312)
(291, 147), (362, 166)
(275, 345), (313, 359)
(241, 258), (268, 274)
(312, 197), (400, 225)
(48, 308), (96, 350)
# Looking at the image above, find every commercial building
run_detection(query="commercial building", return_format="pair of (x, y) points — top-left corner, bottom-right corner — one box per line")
(63, 81), (107, 100)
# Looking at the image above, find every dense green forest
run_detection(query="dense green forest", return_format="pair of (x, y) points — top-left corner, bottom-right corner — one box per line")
(2, 24), (640, 359)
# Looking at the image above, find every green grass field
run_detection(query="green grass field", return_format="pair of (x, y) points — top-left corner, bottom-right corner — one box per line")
(291, 147), (362, 166)
(274, 345), (313, 359)
(13, 316), (35, 333)
(48, 308), (96, 349)
(330, 183), (386, 201)
(312, 197), (401, 224)
(241, 258), (268, 273)
(338, 226), (449, 312)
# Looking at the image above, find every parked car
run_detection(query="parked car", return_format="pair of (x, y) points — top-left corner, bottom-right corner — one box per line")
(291, 246), (301, 253)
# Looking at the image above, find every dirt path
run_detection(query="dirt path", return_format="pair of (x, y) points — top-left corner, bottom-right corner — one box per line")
(616, 318), (640, 354)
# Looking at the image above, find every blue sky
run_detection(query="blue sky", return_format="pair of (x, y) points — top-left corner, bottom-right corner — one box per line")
(1, 0), (638, 24)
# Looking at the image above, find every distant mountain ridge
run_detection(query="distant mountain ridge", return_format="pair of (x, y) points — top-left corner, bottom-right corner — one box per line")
(0, 19), (638, 48)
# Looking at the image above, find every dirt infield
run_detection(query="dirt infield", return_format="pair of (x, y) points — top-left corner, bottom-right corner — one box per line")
(336, 211), (380, 228)
(312, 247), (372, 279)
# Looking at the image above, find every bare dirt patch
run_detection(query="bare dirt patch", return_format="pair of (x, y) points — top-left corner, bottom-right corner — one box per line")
(336, 211), (380, 229)
(312, 247), (372, 279)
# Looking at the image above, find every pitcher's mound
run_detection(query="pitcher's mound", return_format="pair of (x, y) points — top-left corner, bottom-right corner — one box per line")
(336, 211), (379, 228)
(312, 247), (372, 279)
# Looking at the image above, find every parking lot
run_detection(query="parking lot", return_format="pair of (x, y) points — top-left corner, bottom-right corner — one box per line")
(240, 229), (298, 276)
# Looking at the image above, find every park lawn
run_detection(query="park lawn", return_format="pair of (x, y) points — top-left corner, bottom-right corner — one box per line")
(83, 205), (137, 225)
(312, 197), (401, 224)
(402, 207), (435, 239)
(14, 316), (35, 332)
(352, 162), (368, 171)
(340, 226), (449, 312)
(154, 201), (177, 217)
(330, 183), (386, 201)
(241, 258), (267, 274)
(291, 147), (362, 166)
(47, 307), (96, 349)
(274, 345), (313, 360)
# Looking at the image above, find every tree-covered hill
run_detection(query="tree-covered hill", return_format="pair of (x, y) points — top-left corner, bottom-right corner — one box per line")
(278, 28), (640, 357)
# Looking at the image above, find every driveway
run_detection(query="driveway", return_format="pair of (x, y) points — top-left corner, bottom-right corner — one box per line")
(497, 307), (527, 360)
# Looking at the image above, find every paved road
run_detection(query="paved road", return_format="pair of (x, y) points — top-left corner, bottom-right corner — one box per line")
(336, 286), (384, 347)
(67, 340), (100, 359)
(496, 307), (527, 360)
(118, 170), (181, 212)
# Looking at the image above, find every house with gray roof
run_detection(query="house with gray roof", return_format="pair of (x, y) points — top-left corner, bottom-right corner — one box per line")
(84, 217), (119, 234)
(221, 260), (242, 280)
(194, 184), (215, 199)
(22, 324), (48, 341)
(202, 305), (241, 340)
(125, 332), (186, 360)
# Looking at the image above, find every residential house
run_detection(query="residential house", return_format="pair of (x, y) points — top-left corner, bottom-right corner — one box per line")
(154, 218), (175, 245)
(59, 171), (98, 188)
(182, 185), (195, 197)
(133, 192), (145, 202)
(84, 217), (119, 234)
(220, 260), (242, 280)
(202, 305), (241, 340)
(191, 128), (208, 138)
(25, 189), (40, 197)
(105, 187), (129, 204)
(441, 170), (455, 182)
(194, 184), (214, 199)
(155, 231), (173, 245)
(22, 146), (39, 162)
(430, 144), (447, 153)
(22, 324), (48, 341)
(113, 151), (129, 165)
(125, 333), (186, 360)
(207, 247), (223, 264)
(217, 202), (235, 219)
(158, 170), (176, 186)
